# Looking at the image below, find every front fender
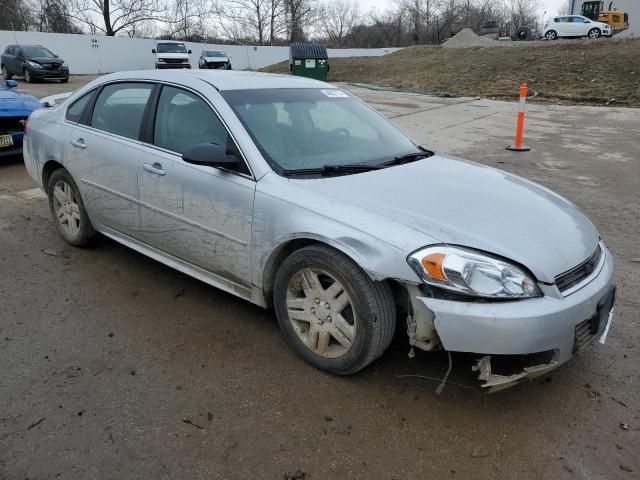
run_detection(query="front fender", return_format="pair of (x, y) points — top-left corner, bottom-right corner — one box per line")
(251, 185), (422, 296)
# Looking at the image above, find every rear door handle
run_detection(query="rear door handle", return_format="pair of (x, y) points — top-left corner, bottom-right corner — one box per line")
(70, 138), (87, 149)
(143, 162), (166, 176)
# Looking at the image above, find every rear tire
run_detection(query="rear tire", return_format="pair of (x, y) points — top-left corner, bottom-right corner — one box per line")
(1, 65), (11, 80)
(545, 30), (558, 40)
(588, 27), (601, 39)
(47, 169), (96, 247)
(274, 244), (396, 375)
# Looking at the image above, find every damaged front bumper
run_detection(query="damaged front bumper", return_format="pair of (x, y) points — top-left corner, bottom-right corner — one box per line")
(410, 245), (616, 392)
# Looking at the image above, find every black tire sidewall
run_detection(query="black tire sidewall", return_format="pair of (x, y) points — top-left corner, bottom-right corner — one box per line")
(47, 169), (94, 246)
(274, 247), (383, 374)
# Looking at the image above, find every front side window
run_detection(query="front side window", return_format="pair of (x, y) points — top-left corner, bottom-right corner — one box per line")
(91, 83), (153, 140)
(156, 43), (187, 54)
(153, 86), (228, 153)
(222, 88), (418, 173)
(66, 91), (93, 123)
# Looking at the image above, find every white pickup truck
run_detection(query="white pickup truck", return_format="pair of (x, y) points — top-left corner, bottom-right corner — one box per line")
(152, 42), (192, 69)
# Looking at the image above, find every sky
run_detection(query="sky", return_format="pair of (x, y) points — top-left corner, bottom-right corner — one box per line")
(356, 0), (567, 18)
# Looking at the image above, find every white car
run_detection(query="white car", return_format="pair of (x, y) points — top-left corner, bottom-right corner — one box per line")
(543, 15), (612, 40)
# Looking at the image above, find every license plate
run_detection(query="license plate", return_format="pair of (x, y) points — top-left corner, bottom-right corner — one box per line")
(0, 134), (14, 148)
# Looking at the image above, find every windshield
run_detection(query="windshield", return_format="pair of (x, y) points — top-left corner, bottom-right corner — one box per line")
(22, 46), (55, 58)
(203, 50), (225, 57)
(157, 43), (187, 53)
(222, 88), (418, 174)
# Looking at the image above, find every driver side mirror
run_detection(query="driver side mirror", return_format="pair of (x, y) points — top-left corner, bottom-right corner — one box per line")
(151, 48), (156, 53)
(182, 143), (238, 169)
(5, 79), (17, 89)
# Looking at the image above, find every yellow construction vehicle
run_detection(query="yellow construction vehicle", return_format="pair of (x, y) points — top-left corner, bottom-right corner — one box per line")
(580, 1), (630, 34)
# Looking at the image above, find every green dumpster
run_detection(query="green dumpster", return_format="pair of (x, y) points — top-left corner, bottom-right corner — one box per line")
(289, 42), (329, 81)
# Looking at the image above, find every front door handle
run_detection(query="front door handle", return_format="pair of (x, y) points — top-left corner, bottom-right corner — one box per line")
(70, 138), (87, 149)
(143, 162), (166, 176)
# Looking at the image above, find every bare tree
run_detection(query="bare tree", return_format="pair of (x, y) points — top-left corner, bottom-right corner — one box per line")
(0, 0), (33, 31)
(70, 0), (167, 36)
(321, 0), (361, 47)
(285, 0), (319, 42)
(31, 0), (81, 33)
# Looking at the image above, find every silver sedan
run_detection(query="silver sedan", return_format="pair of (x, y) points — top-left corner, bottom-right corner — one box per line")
(24, 71), (615, 391)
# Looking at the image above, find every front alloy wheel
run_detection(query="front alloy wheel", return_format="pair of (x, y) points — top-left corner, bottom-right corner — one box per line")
(545, 30), (558, 40)
(274, 244), (396, 375)
(589, 28), (601, 39)
(286, 268), (356, 358)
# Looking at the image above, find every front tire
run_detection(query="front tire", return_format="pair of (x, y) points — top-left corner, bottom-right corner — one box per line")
(1, 65), (11, 80)
(545, 30), (558, 40)
(47, 169), (96, 246)
(588, 27), (601, 39)
(24, 68), (33, 83)
(274, 244), (396, 375)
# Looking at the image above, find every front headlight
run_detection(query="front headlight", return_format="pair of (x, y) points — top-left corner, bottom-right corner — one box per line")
(158, 58), (165, 63)
(408, 246), (541, 299)
(62, 62), (68, 69)
(27, 61), (42, 69)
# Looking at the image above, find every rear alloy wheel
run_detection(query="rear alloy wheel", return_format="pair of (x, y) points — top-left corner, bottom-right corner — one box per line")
(274, 244), (396, 375)
(47, 169), (96, 246)
(545, 30), (558, 40)
(1, 65), (11, 80)
(588, 28), (601, 39)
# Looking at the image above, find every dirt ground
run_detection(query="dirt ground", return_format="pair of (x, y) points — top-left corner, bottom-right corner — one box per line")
(262, 38), (640, 106)
(1, 79), (639, 480)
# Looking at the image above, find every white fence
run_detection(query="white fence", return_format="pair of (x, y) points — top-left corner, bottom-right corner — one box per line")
(0, 30), (399, 74)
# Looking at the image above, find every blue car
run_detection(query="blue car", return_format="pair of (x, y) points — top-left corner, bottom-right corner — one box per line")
(0, 79), (41, 157)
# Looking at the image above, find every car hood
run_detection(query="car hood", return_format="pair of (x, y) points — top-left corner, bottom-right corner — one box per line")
(0, 89), (42, 117)
(28, 57), (63, 65)
(298, 154), (599, 283)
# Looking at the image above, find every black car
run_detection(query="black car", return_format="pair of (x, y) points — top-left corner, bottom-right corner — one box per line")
(1, 45), (69, 83)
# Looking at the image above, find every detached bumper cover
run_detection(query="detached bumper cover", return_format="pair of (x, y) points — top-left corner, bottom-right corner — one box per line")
(415, 245), (615, 388)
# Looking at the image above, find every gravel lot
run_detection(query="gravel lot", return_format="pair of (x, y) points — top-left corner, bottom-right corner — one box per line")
(1, 78), (639, 480)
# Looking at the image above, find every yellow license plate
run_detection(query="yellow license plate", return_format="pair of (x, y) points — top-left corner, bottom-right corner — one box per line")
(0, 134), (14, 148)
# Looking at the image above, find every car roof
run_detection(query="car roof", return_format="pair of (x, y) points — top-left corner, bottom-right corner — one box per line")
(97, 70), (330, 91)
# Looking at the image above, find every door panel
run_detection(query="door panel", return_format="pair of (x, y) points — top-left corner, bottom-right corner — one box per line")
(137, 148), (255, 286)
(136, 85), (255, 286)
(68, 126), (143, 235)
(66, 82), (154, 235)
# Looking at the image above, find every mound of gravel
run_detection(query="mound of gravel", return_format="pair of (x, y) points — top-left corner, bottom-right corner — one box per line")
(443, 28), (500, 49)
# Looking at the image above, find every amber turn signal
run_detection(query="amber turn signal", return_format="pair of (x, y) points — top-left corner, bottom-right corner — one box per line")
(421, 253), (447, 281)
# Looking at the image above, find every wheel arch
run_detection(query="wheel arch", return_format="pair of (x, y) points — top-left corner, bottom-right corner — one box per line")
(259, 235), (388, 308)
(42, 160), (65, 189)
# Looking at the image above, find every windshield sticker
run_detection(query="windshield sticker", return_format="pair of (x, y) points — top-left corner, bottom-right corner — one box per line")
(321, 89), (349, 98)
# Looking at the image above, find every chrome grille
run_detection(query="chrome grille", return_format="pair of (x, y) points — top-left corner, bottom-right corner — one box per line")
(556, 245), (602, 293)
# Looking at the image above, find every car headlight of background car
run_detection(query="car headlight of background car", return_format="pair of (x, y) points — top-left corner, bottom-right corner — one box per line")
(408, 246), (541, 299)
(27, 61), (42, 69)
(62, 62), (69, 69)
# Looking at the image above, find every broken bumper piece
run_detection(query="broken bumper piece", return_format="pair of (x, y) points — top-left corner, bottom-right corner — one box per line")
(413, 244), (615, 391)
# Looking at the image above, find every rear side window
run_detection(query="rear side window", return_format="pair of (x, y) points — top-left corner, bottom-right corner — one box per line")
(65, 92), (93, 123)
(91, 83), (153, 140)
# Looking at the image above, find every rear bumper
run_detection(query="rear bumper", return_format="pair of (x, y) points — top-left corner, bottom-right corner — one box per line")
(415, 244), (616, 390)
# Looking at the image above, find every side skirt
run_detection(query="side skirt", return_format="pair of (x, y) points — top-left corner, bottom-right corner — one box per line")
(98, 226), (263, 306)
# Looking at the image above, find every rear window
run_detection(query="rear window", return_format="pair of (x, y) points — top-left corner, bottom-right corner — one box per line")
(90, 83), (153, 140)
(66, 92), (93, 123)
